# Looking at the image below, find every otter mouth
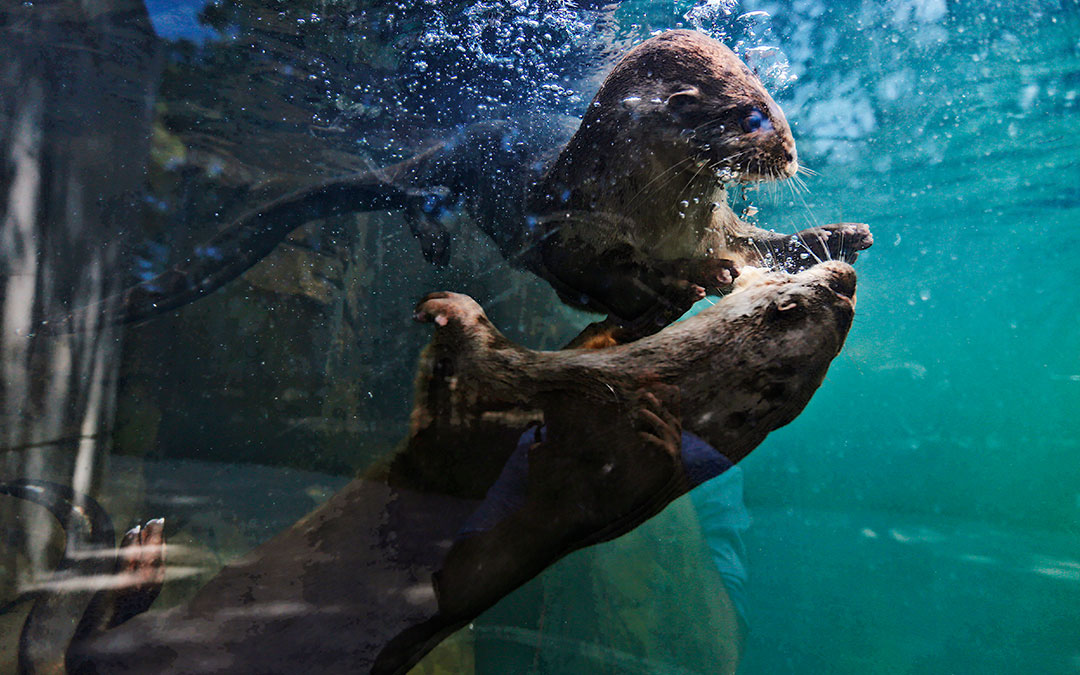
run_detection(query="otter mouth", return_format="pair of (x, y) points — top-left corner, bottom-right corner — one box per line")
(698, 157), (796, 187)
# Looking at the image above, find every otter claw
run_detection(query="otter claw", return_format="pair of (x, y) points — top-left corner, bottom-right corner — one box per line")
(784, 222), (873, 267)
(712, 260), (739, 288)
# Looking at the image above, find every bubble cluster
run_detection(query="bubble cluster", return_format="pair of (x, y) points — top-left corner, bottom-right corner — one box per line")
(398, 0), (604, 124)
(683, 1), (796, 92)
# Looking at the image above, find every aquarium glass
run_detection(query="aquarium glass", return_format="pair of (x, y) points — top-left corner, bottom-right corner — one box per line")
(1, 0), (1078, 673)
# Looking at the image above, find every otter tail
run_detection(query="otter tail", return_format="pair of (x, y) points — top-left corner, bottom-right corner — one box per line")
(39, 150), (450, 334)
(0, 480), (164, 674)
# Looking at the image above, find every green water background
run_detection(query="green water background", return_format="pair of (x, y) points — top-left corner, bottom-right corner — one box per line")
(665, 1), (1080, 671)
(482, 1), (1080, 672)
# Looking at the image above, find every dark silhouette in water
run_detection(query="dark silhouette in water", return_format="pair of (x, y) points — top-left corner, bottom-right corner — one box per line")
(46, 31), (871, 342)
(7, 261), (857, 673)
(0, 481), (164, 673)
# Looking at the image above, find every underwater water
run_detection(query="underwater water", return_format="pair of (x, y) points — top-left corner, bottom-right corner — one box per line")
(1, 0), (1078, 673)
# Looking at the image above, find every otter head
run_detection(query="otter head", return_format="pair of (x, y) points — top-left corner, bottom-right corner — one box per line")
(587, 29), (797, 182)
(670, 261), (855, 461)
(727, 260), (855, 356)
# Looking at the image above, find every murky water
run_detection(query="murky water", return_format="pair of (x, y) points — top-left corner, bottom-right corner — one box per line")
(1, 0), (1077, 673)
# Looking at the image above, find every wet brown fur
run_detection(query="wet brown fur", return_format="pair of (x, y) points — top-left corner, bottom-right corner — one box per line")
(50, 31), (870, 342)
(61, 262), (857, 674)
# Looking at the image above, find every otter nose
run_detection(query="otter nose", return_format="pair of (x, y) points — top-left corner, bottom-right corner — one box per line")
(820, 261), (857, 301)
(782, 147), (798, 177)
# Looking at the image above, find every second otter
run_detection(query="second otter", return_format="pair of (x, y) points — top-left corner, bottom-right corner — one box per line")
(52, 30), (871, 339)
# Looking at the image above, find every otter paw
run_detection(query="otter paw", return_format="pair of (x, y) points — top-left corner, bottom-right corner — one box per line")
(634, 384), (682, 460)
(413, 292), (486, 328)
(822, 222), (873, 252)
(795, 223), (873, 263)
(689, 258), (739, 292)
(109, 518), (166, 627)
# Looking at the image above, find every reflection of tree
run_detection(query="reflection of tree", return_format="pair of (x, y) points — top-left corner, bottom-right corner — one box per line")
(109, 0), (612, 473)
(0, 1), (161, 667)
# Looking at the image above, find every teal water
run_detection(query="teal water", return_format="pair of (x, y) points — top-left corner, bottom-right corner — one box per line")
(730, 3), (1080, 670)
(1, 0), (1077, 673)
(481, 2), (1080, 673)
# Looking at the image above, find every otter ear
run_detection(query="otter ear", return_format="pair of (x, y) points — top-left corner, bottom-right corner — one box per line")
(665, 87), (700, 109)
(766, 294), (805, 322)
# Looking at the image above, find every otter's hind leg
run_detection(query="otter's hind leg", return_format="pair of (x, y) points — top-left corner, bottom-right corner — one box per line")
(41, 134), (468, 333)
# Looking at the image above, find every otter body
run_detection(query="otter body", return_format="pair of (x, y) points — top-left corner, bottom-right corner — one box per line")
(18, 261), (858, 674)
(51, 30), (871, 339)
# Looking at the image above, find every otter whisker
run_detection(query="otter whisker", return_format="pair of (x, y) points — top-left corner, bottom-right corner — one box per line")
(709, 148), (754, 181)
(781, 171), (797, 204)
(692, 118), (730, 135)
(624, 156), (697, 210)
(675, 156), (712, 208)
(795, 228), (825, 265)
(792, 174), (811, 196)
(786, 194), (826, 265)
(747, 236), (770, 269)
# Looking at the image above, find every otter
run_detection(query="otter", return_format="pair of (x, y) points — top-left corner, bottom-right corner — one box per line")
(9, 260), (857, 673)
(47, 30), (871, 340)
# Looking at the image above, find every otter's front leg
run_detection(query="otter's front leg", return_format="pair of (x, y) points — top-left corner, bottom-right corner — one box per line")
(737, 222), (873, 272)
(537, 238), (710, 343)
(561, 258), (739, 349)
(422, 382), (685, 622)
(69, 516), (167, 661)
(653, 257), (740, 295)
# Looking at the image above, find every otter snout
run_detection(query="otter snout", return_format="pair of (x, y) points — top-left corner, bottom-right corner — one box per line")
(782, 145), (798, 178)
(808, 261), (857, 310)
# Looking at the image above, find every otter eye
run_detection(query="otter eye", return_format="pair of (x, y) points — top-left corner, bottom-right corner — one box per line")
(741, 108), (773, 133)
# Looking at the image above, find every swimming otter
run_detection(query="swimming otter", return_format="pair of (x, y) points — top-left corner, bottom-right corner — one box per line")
(12, 260), (856, 673)
(46, 30), (871, 340)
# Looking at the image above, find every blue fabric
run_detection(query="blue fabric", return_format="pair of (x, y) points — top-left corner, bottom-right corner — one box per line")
(458, 425), (750, 623)
(691, 466), (751, 624)
(462, 426), (736, 534)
